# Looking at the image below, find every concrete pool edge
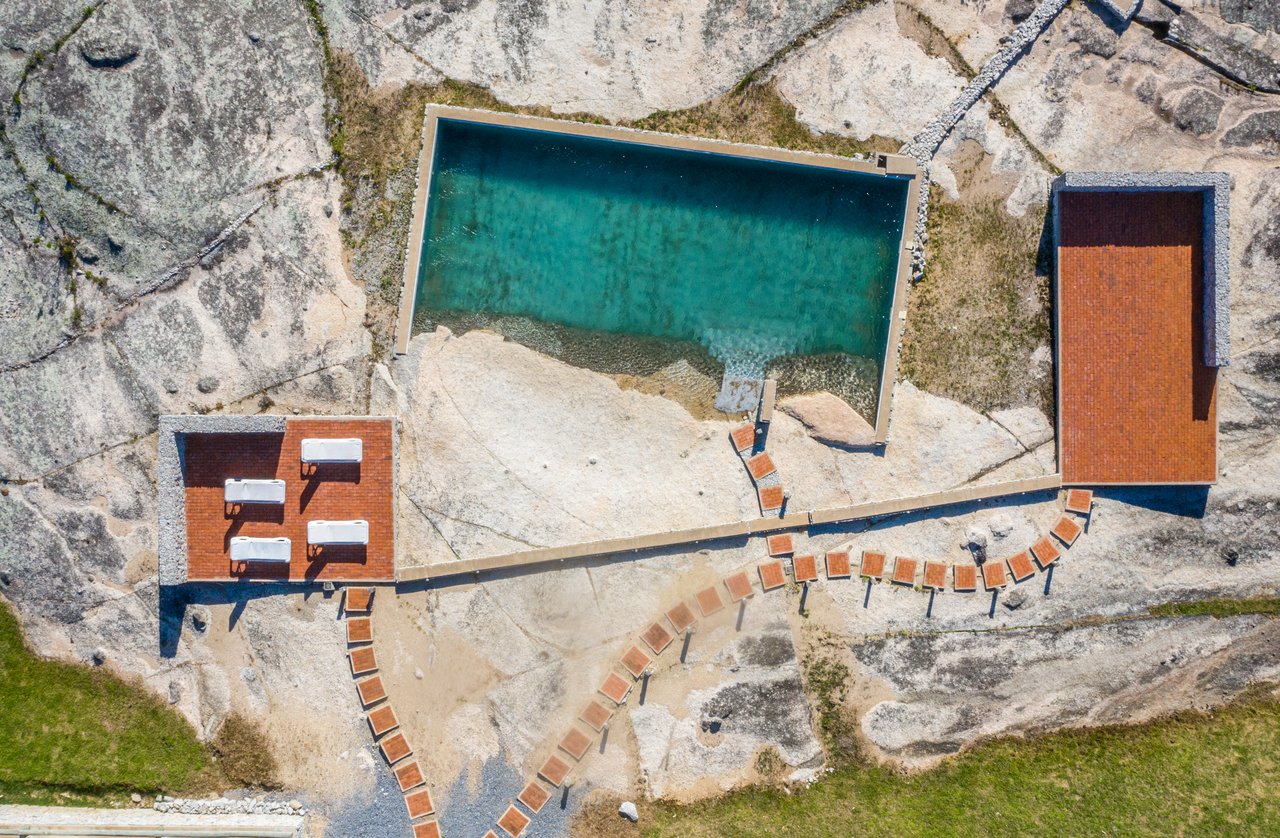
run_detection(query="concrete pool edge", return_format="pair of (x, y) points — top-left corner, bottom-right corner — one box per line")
(393, 105), (922, 443)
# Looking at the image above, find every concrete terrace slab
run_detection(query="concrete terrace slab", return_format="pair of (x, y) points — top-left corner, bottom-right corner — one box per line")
(159, 415), (396, 584)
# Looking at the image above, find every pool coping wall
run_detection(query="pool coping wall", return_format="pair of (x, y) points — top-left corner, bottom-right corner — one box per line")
(395, 106), (921, 444)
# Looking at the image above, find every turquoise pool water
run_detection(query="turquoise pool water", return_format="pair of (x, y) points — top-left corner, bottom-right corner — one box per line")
(412, 117), (910, 410)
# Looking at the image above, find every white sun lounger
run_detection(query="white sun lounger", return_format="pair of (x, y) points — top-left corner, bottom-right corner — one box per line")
(224, 478), (286, 504)
(308, 520), (369, 545)
(301, 438), (363, 463)
(229, 536), (291, 562)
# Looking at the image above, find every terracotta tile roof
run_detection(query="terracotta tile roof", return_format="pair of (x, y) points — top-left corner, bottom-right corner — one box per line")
(404, 788), (434, 818)
(537, 754), (571, 786)
(349, 647), (377, 676)
(982, 560), (1009, 590)
(665, 602), (696, 634)
(367, 704), (399, 738)
(1057, 190), (1216, 485)
(518, 780), (551, 813)
(792, 554), (819, 583)
(344, 587), (373, 612)
(394, 761), (425, 792)
(598, 673), (631, 705)
(380, 731), (411, 764)
(413, 821), (440, 838)
(1030, 536), (1061, 569)
(922, 560), (947, 590)
(891, 557), (917, 587)
(746, 452), (777, 481)
(641, 621), (674, 654)
(825, 551), (851, 579)
(183, 418), (396, 581)
(497, 804), (531, 837)
(758, 560), (787, 591)
(1065, 488), (1094, 516)
(356, 675), (386, 707)
(1051, 515), (1083, 547)
(724, 571), (754, 601)
(731, 423), (756, 452)
(758, 485), (785, 513)
(1007, 550), (1036, 582)
(346, 616), (373, 645)
(860, 551), (886, 579)
(620, 646), (652, 678)
(766, 533), (795, 556)
(695, 585), (725, 616)
(953, 564), (978, 592)
(558, 727), (592, 760)
(579, 700), (613, 732)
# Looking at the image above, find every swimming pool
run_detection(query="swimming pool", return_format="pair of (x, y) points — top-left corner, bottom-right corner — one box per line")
(398, 107), (918, 432)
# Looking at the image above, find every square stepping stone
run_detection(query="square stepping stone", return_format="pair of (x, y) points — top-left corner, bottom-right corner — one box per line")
(1030, 536), (1061, 569)
(1052, 515), (1083, 546)
(758, 560), (786, 591)
(380, 731), (411, 764)
(558, 727), (592, 761)
(731, 423), (756, 452)
(695, 585), (725, 616)
(344, 587), (373, 613)
(620, 646), (652, 679)
(349, 647), (377, 676)
(724, 571), (754, 601)
(518, 780), (551, 813)
(598, 673), (632, 705)
(404, 788), (434, 819)
(666, 602), (696, 634)
(538, 754), (571, 786)
(766, 533), (795, 556)
(1008, 550), (1036, 582)
(413, 823), (440, 838)
(825, 551), (851, 579)
(579, 700), (613, 732)
(860, 551), (886, 580)
(641, 621), (674, 655)
(394, 761), (425, 792)
(1065, 488), (1094, 516)
(922, 561), (947, 590)
(346, 616), (372, 645)
(356, 675), (386, 707)
(891, 557), (918, 587)
(792, 554), (819, 583)
(953, 564), (978, 592)
(367, 704), (398, 738)
(982, 560), (1009, 590)
(758, 485), (785, 513)
(746, 452), (776, 481)
(497, 804), (531, 837)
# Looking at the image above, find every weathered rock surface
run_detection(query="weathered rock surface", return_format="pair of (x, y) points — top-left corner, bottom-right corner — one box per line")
(778, 391), (877, 449)
(854, 616), (1280, 766)
(331, 0), (851, 120)
(1170, 87), (1225, 136)
(1223, 110), (1280, 152)
(1166, 11), (1280, 93)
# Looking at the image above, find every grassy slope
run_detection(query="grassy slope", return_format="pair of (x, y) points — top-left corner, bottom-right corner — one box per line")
(627, 695), (1280, 837)
(0, 600), (214, 805)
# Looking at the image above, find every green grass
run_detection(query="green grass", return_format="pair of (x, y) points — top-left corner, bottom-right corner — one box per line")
(0, 600), (216, 805)
(1149, 598), (1280, 619)
(601, 694), (1280, 837)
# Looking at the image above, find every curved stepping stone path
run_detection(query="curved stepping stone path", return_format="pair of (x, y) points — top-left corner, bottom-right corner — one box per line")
(339, 587), (442, 837)
(437, 488), (1090, 834)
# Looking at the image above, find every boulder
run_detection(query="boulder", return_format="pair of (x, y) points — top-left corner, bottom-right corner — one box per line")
(777, 392), (877, 449)
(619, 801), (639, 822)
(1171, 88), (1225, 136)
